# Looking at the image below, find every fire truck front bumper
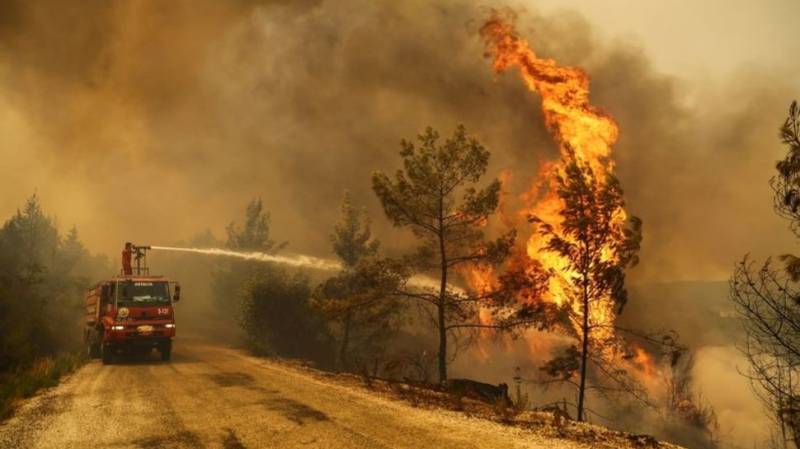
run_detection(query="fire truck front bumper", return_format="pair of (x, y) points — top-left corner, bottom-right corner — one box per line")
(106, 323), (176, 344)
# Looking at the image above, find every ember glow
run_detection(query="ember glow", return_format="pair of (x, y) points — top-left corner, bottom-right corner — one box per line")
(632, 346), (657, 378)
(478, 15), (629, 343)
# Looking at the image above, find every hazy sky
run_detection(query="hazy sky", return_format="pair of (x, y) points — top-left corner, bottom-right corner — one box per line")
(535, 0), (800, 83)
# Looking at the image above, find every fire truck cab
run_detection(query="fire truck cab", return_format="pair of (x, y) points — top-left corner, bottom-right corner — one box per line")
(84, 243), (181, 364)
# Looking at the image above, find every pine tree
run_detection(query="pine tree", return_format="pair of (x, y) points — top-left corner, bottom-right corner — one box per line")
(532, 153), (642, 421)
(372, 125), (514, 383)
(314, 192), (402, 370)
(212, 198), (286, 321)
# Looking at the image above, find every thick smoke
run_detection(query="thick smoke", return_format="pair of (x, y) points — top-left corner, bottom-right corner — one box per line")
(0, 0), (794, 446)
(0, 0), (794, 282)
(0, 0), (794, 280)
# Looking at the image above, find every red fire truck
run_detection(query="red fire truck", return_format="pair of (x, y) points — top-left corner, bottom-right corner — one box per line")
(84, 243), (181, 364)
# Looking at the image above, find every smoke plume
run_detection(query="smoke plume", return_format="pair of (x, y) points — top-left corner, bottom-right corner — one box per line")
(0, 0), (794, 281)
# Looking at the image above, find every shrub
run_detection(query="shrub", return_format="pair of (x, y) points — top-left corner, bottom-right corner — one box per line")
(239, 268), (334, 367)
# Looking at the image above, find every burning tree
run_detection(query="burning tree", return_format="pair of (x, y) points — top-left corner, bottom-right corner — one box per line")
(662, 352), (719, 445)
(731, 101), (800, 448)
(532, 154), (642, 421)
(478, 13), (658, 423)
(372, 124), (515, 384)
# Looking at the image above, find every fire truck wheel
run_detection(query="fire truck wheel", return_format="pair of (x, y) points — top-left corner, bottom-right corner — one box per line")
(86, 329), (101, 359)
(101, 344), (114, 365)
(160, 341), (172, 361)
(87, 341), (100, 359)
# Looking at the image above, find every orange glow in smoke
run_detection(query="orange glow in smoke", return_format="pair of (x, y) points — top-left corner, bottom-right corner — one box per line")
(633, 346), (656, 377)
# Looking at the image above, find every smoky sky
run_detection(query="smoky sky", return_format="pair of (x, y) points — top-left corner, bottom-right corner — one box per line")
(0, 0), (795, 284)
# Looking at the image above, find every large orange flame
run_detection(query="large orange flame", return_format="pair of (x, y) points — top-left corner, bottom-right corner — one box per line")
(478, 14), (627, 344)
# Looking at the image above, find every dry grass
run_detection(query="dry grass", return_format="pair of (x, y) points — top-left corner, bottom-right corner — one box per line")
(0, 352), (85, 420)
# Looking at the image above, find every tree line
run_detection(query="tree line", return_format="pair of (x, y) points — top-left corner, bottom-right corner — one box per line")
(224, 124), (672, 428)
(0, 121), (721, 442)
(0, 195), (109, 372)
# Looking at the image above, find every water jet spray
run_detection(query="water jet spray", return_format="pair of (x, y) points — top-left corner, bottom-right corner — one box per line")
(151, 245), (342, 271)
(149, 245), (462, 294)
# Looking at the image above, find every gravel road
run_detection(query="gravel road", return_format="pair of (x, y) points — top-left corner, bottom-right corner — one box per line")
(0, 337), (594, 449)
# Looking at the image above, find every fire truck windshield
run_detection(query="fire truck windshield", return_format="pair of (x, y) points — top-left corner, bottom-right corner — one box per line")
(117, 281), (170, 306)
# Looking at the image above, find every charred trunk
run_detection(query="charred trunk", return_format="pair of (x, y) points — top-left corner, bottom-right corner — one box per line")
(437, 233), (448, 384)
(437, 191), (448, 385)
(577, 273), (590, 422)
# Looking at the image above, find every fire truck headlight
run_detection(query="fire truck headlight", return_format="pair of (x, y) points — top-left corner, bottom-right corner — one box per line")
(165, 323), (175, 329)
(111, 325), (125, 331)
